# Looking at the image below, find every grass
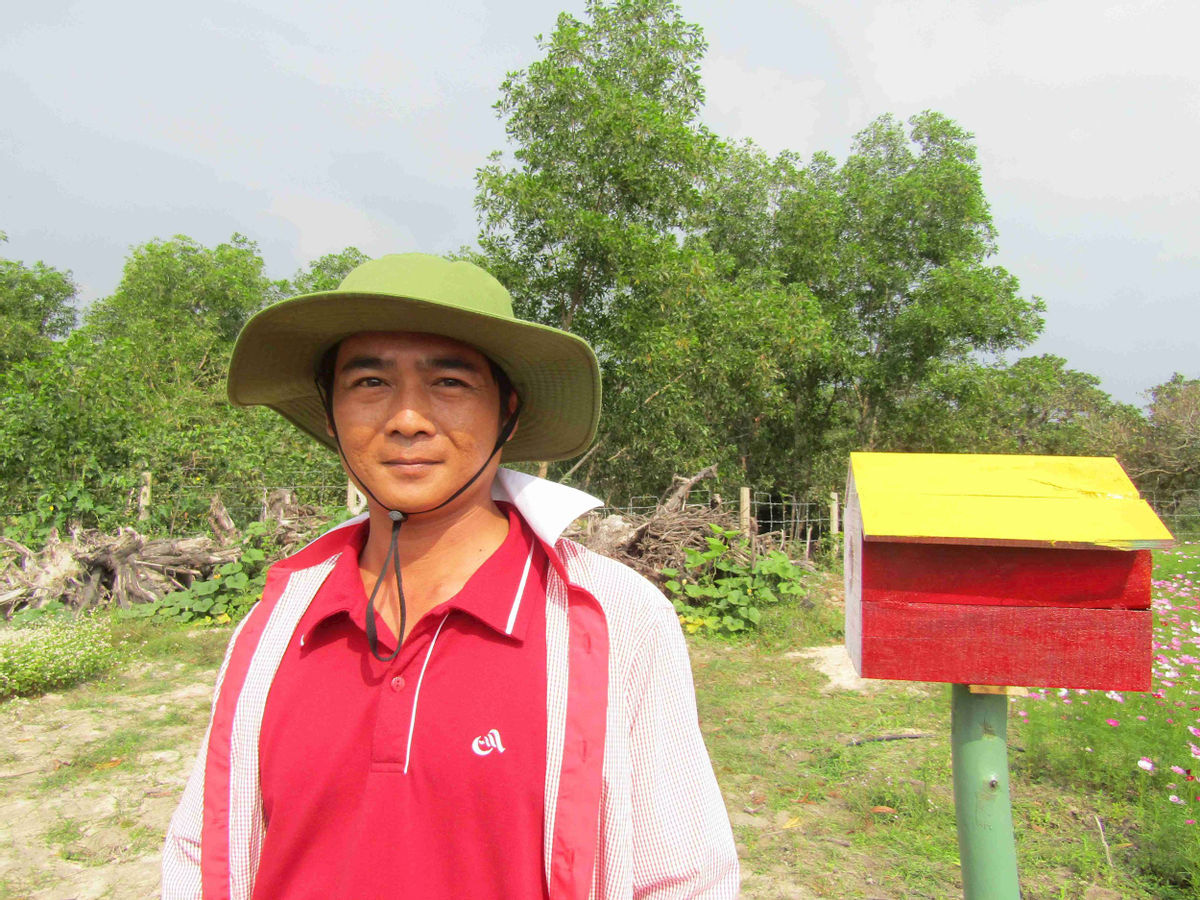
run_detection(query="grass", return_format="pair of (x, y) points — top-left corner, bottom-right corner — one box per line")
(2, 541), (1196, 897)
(693, 542), (1200, 898)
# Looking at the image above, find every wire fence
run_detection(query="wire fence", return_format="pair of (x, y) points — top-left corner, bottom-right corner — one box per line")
(4, 478), (1198, 541)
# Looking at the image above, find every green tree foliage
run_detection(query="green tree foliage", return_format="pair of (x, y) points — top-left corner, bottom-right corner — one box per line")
(887, 355), (1139, 457)
(475, 0), (718, 340)
(286, 247), (371, 295)
(475, 3), (1056, 501)
(570, 248), (831, 493)
(0, 236), (345, 535)
(0, 234), (78, 370)
(702, 114), (1046, 455)
(1124, 374), (1200, 499)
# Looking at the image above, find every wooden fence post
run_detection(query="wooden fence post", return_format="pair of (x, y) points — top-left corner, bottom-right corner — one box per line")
(346, 480), (367, 516)
(137, 471), (152, 522)
(829, 491), (840, 536)
(739, 486), (752, 538)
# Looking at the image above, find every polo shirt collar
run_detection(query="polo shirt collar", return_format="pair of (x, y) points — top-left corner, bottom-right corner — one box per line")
(491, 468), (603, 546)
(318, 468), (603, 550)
(301, 503), (549, 650)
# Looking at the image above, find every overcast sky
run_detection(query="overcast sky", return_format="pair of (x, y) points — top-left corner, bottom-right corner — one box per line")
(2, 0), (1196, 405)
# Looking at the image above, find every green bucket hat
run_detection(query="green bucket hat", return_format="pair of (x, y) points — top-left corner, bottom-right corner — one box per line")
(227, 253), (601, 462)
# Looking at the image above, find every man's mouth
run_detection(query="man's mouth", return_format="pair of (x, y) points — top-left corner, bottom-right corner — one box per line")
(380, 457), (445, 474)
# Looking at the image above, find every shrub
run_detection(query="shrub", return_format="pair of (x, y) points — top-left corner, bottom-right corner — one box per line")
(662, 524), (809, 635)
(0, 617), (120, 700)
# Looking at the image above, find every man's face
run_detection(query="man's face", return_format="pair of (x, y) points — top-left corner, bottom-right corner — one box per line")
(327, 331), (510, 516)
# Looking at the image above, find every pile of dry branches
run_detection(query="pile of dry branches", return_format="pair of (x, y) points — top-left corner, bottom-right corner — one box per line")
(1, 490), (327, 618)
(576, 465), (750, 584)
(2, 469), (756, 617)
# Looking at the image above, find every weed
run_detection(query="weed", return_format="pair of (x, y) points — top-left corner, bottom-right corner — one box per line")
(663, 525), (811, 635)
(39, 727), (155, 791)
(0, 616), (120, 700)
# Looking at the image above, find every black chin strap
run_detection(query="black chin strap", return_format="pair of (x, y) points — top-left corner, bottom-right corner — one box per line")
(317, 379), (521, 661)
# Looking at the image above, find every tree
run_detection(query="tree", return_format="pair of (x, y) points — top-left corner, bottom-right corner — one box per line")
(569, 247), (831, 495)
(0, 235), (340, 534)
(777, 112), (1045, 450)
(86, 233), (279, 347)
(1125, 374), (1200, 499)
(287, 247), (371, 295)
(690, 113), (1046, 492)
(0, 235), (78, 369)
(475, 0), (719, 342)
(887, 355), (1138, 458)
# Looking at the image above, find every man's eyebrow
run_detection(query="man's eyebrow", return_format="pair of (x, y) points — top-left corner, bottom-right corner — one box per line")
(337, 354), (388, 373)
(418, 355), (485, 374)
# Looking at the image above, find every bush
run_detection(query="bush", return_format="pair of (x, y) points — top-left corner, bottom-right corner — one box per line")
(0, 617), (120, 700)
(662, 524), (810, 635)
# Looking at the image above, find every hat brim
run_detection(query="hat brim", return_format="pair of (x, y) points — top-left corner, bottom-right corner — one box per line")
(227, 290), (601, 463)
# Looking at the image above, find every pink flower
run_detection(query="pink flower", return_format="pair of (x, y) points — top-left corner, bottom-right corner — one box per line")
(1170, 794), (1184, 804)
(1138, 758), (1155, 772)
(1106, 718), (1120, 727)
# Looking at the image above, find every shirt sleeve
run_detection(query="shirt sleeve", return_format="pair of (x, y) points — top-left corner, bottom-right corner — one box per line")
(625, 607), (740, 898)
(161, 617), (249, 900)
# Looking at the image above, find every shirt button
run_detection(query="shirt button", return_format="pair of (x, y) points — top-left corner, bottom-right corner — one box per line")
(390, 675), (406, 691)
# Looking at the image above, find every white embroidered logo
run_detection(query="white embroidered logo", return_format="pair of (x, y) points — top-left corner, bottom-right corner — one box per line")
(471, 729), (506, 756)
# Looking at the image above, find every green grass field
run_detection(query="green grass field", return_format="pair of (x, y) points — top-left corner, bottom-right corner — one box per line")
(1, 545), (1197, 897)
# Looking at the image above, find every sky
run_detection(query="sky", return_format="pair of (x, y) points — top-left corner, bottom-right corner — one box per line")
(2, 0), (1196, 405)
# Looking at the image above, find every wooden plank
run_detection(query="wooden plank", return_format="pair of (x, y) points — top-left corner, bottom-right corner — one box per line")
(857, 601), (1152, 691)
(848, 452), (1174, 549)
(859, 494), (1173, 550)
(862, 543), (1151, 610)
(843, 469), (863, 674)
(850, 452), (1140, 499)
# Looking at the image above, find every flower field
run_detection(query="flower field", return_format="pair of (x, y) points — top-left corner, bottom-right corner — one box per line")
(1013, 540), (1200, 894)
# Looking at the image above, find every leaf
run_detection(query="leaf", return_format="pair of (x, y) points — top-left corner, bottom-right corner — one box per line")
(224, 572), (250, 591)
(871, 806), (897, 814)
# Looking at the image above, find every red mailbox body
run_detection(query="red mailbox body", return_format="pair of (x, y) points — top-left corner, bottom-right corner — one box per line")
(844, 453), (1173, 690)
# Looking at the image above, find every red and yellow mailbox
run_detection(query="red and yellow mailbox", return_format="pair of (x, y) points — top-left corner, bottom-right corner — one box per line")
(844, 452), (1174, 690)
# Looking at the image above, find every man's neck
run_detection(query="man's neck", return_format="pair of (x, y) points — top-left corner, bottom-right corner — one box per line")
(357, 496), (511, 642)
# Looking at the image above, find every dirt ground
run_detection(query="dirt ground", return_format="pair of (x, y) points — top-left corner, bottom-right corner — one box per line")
(0, 659), (214, 900)
(0, 645), (859, 900)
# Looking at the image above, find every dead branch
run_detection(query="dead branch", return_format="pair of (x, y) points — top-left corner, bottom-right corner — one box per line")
(845, 733), (934, 747)
(660, 464), (720, 513)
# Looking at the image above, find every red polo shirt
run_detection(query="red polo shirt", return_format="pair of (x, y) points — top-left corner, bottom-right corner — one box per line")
(253, 504), (550, 899)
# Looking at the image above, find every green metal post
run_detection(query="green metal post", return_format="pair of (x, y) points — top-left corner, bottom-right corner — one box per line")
(951, 684), (1020, 899)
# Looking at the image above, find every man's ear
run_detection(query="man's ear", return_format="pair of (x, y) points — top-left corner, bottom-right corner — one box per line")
(502, 389), (520, 442)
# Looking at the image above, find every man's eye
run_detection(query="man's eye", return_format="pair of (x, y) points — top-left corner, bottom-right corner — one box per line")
(435, 377), (468, 387)
(352, 376), (385, 388)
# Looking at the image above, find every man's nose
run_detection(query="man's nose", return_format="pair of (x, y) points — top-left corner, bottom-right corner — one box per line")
(384, 385), (436, 437)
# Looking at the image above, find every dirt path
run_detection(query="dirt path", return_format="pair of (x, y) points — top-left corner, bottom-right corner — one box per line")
(0, 660), (215, 900)
(0, 643), (852, 899)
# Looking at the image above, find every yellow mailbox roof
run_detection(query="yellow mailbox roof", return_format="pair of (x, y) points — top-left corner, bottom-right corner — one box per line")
(848, 452), (1174, 550)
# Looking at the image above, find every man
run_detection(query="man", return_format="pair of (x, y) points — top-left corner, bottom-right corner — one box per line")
(162, 253), (739, 899)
